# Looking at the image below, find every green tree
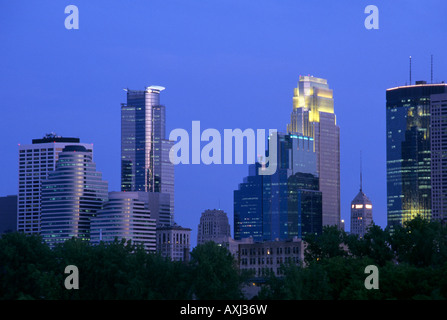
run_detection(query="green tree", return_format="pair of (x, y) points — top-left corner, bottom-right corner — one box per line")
(304, 225), (348, 265)
(390, 216), (447, 267)
(0, 232), (59, 300)
(346, 224), (394, 266)
(189, 241), (246, 300)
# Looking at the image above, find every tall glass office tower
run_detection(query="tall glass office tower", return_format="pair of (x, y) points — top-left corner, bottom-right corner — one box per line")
(121, 86), (174, 220)
(386, 81), (447, 230)
(234, 133), (322, 242)
(287, 76), (340, 227)
(40, 145), (108, 248)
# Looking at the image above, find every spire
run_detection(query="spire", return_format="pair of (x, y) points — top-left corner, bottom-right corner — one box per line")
(431, 54), (434, 84)
(360, 150), (363, 192)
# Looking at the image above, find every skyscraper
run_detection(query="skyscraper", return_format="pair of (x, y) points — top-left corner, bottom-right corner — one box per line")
(386, 81), (447, 230)
(17, 133), (93, 234)
(430, 92), (447, 223)
(40, 145), (108, 247)
(121, 86), (175, 220)
(90, 191), (156, 252)
(287, 76), (340, 227)
(234, 133), (322, 242)
(197, 209), (231, 246)
(350, 158), (373, 237)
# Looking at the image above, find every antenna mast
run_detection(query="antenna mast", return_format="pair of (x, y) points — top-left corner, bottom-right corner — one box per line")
(431, 54), (434, 84)
(409, 56), (412, 85)
(360, 151), (363, 192)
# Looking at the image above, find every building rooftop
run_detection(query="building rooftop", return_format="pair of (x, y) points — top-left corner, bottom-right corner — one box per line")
(32, 133), (80, 144)
(156, 223), (191, 231)
(351, 190), (372, 205)
(386, 81), (447, 91)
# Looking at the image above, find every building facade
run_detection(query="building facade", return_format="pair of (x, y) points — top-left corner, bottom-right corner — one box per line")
(386, 81), (447, 229)
(350, 191), (373, 238)
(40, 145), (108, 247)
(0, 195), (17, 234)
(121, 86), (174, 219)
(17, 134), (93, 234)
(430, 93), (447, 224)
(156, 224), (191, 262)
(234, 133), (322, 242)
(238, 238), (304, 278)
(287, 76), (340, 228)
(145, 191), (172, 227)
(90, 191), (156, 252)
(197, 209), (231, 246)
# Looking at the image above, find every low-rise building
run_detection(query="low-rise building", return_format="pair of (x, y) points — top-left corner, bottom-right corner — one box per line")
(238, 237), (304, 278)
(156, 223), (191, 262)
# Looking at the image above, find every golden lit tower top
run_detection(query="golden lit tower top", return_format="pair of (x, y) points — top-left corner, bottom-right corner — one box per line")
(290, 76), (335, 129)
(287, 75), (341, 228)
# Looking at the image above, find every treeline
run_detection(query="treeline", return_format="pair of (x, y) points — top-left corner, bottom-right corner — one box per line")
(0, 235), (247, 300)
(258, 216), (447, 300)
(1, 216), (447, 300)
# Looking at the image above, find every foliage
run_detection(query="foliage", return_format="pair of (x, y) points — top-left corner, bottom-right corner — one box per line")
(0, 234), (246, 300)
(258, 217), (447, 300)
(1, 216), (447, 300)
(189, 241), (248, 300)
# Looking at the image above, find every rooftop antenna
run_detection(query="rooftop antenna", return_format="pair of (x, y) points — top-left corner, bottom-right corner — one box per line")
(431, 54), (434, 84)
(409, 56), (412, 85)
(360, 150), (363, 193)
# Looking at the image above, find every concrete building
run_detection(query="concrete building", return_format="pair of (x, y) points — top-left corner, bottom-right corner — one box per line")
(197, 209), (231, 246)
(350, 192), (373, 238)
(90, 192), (156, 252)
(156, 223), (191, 262)
(350, 154), (373, 237)
(238, 237), (304, 278)
(40, 145), (108, 248)
(17, 133), (92, 234)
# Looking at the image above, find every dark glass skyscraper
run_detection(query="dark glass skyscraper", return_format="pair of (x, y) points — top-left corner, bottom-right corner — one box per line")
(234, 133), (322, 242)
(386, 81), (447, 230)
(121, 86), (174, 220)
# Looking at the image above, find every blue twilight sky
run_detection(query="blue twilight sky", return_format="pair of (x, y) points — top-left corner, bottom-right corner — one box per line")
(1, 0), (446, 247)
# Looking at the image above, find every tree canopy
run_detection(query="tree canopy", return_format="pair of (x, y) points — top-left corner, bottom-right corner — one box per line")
(1, 216), (447, 300)
(258, 217), (447, 300)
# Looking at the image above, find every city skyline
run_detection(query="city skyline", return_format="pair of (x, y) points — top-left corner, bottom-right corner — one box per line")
(1, 1), (447, 248)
